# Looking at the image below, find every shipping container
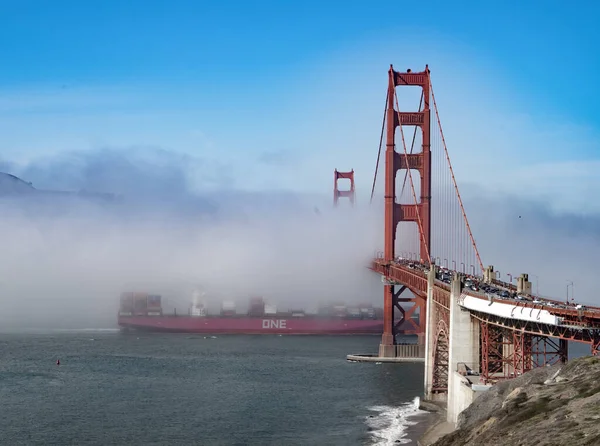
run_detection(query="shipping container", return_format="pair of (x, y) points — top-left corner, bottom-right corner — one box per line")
(248, 296), (265, 316)
(191, 305), (207, 317)
(317, 305), (331, 316)
(133, 293), (149, 315)
(247, 310), (264, 317)
(347, 307), (361, 318)
(221, 300), (236, 316)
(147, 294), (162, 308)
(362, 308), (376, 319)
(332, 304), (347, 317)
(264, 304), (277, 315)
(222, 301), (236, 310)
(304, 305), (319, 315)
(120, 292), (134, 311)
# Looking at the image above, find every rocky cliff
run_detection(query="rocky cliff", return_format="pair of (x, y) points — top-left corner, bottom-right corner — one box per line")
(434, 356), (600, 446)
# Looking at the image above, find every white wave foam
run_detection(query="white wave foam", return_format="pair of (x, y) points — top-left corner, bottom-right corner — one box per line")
(366, 397), (424, 445)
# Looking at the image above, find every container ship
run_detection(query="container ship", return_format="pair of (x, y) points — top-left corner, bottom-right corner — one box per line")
(117, 291), (384, 335)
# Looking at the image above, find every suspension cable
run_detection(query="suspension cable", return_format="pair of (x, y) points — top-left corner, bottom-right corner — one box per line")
(393, 89), (431, 265)
(429, 77), (484, 274)
(370, 89), (389, 204)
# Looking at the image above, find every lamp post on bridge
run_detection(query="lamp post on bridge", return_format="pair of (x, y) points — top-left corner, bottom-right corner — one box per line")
(507, 273), (513, 284)
(452, 260), (456, 271)
(443, 258), (448, 268)
(435, 257), (441, 266)
(495, 271), (501, 281)
(470, 265), (475, 276)
(566, 280), (574, 305)
(530, 274), (539, 296)
(460, 262), (465, 274)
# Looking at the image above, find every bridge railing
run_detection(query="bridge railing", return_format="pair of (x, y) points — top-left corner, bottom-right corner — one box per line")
(395, 343), (424, 358)
(372, 256), (600, 320)
(489, 277), (517, 292)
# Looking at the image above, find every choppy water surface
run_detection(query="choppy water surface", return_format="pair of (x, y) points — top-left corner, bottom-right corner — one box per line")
(0, 331), (427, 445)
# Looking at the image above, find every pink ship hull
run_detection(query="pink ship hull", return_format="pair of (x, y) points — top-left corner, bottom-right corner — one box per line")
(118, 315), (384, 335)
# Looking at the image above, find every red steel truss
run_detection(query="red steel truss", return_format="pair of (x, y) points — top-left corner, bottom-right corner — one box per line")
(480, 320), (568, 384)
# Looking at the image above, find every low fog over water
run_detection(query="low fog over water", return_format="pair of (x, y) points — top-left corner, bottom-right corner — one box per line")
(1, 147), (598, 330)
(0, 148), (382, 329)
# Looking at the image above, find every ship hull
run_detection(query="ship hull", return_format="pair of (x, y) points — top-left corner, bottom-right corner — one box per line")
(118, 315), (384, 335)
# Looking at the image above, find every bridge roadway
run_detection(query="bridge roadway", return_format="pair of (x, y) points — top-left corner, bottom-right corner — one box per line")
(371, 257), (600, 354)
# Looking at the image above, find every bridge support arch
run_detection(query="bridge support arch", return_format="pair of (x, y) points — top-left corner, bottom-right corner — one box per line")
(424, 266), (441, 399)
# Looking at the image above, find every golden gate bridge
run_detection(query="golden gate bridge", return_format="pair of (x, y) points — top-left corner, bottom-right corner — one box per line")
(334, 65), (600, 402)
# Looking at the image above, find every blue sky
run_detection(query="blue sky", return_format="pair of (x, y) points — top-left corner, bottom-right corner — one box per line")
(0, 0), (599, 211)
(1, 1), (600, 311)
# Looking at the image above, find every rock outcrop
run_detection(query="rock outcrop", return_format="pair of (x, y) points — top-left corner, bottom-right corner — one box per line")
(433, 356), (600, 446)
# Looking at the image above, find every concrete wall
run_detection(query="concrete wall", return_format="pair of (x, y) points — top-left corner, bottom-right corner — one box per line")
(448, 371), (476, 425)
(423, 272), (494, 425)
(424, 265), (436, 399)
(447, 274), (481, 424)
(448, 276), (479, 374)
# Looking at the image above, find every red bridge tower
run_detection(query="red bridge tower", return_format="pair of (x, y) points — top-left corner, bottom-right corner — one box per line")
(380, 65), (432, 357)
(333, 169), (355, 207)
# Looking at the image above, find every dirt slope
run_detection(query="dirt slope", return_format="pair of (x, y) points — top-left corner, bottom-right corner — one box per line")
(433, 356), (600, 446)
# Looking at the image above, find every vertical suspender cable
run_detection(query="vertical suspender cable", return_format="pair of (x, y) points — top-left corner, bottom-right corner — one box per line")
(430, 77), (484, 274)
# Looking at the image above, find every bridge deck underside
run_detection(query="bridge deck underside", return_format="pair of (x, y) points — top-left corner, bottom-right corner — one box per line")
(371, 260), (428, 296)
(479, 320), (568, 384)
(470, 310), (600, 346)
(372, 260), (600, 387)
(371, 260), (452, 338)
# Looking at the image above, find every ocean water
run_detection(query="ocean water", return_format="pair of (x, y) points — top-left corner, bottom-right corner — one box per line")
(0, 331), (427, 445)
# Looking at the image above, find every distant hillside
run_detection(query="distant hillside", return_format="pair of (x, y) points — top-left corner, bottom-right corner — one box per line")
(0, 172), (36, 195)
(0, 172), (116, 201)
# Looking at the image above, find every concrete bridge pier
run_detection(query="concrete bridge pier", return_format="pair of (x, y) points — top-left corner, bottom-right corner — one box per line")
(424, 270), (488, 424)
(423, 264), (438, 400)
(447, 273), (481, 424)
